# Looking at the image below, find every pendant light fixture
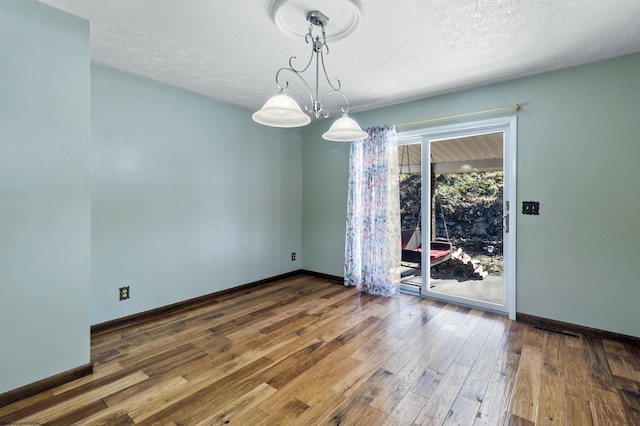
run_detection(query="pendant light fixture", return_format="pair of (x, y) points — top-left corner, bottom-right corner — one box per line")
(252, 10), (367, 142)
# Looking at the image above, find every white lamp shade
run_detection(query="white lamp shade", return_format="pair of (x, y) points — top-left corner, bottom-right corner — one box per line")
(252, 94), (311, 128)
(322, 113), (368, 142)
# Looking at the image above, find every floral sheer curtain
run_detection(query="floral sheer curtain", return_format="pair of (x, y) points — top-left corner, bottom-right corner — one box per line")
(344, 125), (401, 296)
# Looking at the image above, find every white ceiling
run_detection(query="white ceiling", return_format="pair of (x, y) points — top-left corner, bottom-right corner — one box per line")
(38, 0), (640, 116)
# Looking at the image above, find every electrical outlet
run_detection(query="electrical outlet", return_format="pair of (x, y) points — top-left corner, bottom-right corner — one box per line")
(119, 286), (130, 301)
(522, 201), (540, 215)
(291, 252), (296, 261)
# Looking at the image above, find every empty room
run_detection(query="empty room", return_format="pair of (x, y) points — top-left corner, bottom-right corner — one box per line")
(1, 0), (639, 424)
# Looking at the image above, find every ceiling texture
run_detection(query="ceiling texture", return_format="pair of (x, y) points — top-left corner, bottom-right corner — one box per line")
(39, 0), (640, 117)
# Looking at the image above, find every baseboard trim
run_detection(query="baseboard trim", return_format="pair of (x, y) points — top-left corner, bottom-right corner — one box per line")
(300, 269), (344, 284)
(516, 312), (640, 345)
(0, 363), (93, 408)
(91, 270), (305, 336)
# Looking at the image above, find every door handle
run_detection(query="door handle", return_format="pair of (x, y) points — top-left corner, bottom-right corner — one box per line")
(503, 214), (509, 234)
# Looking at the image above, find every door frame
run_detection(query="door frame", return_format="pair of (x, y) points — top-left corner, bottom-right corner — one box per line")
(397, 116), (517, 319)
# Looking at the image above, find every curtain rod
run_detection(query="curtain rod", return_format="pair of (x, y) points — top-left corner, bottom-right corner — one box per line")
(396, 102), (521, 128)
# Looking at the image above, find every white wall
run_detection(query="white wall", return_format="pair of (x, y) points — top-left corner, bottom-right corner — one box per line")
(0, 0), (91, 393)
(302, 53), (640, 338)
(91, 64), (302, 325)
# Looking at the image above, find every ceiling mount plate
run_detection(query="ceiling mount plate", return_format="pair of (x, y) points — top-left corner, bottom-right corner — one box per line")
(271, 0), (363, 42)
(306, 10), (329, 27)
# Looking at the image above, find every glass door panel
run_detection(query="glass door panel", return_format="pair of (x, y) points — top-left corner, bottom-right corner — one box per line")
(423, 131), (508, 314)
(398, 142), (423, 294)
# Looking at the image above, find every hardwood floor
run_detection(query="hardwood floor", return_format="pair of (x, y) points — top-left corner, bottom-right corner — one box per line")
(1, 274), (638, 425)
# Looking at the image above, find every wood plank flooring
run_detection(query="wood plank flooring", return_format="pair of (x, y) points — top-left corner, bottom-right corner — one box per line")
(1, 274), (639, 425)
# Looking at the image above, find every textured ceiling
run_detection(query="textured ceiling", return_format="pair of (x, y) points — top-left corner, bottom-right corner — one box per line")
(38, 0), (640, 116)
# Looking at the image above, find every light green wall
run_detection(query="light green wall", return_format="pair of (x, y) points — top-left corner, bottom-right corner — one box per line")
(2, 0), (637, 397)
(91, 64), (302, 325)
(0, 0), (91, 393)
(302, 53), (640, 338)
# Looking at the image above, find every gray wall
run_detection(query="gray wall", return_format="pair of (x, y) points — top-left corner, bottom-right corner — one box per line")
(302, 53), (640, 338)
(91, 64), (302, 325)
(0, 1), (91, 393)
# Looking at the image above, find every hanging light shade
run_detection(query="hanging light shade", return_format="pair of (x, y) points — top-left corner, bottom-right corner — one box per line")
(252, 10), (366, 141)
(252, 93), (311, 128)
(322, 113), (368, 142)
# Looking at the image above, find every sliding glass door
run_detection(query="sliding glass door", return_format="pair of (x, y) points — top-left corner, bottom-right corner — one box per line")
(398, 117), (517, 319)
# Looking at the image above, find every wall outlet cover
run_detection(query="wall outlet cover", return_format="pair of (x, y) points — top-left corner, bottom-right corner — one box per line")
(119, 286), (130, 300)
(522, 201), (540, 215)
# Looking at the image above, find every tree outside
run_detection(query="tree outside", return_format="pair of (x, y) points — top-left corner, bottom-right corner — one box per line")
(399, 170), (504, 275)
